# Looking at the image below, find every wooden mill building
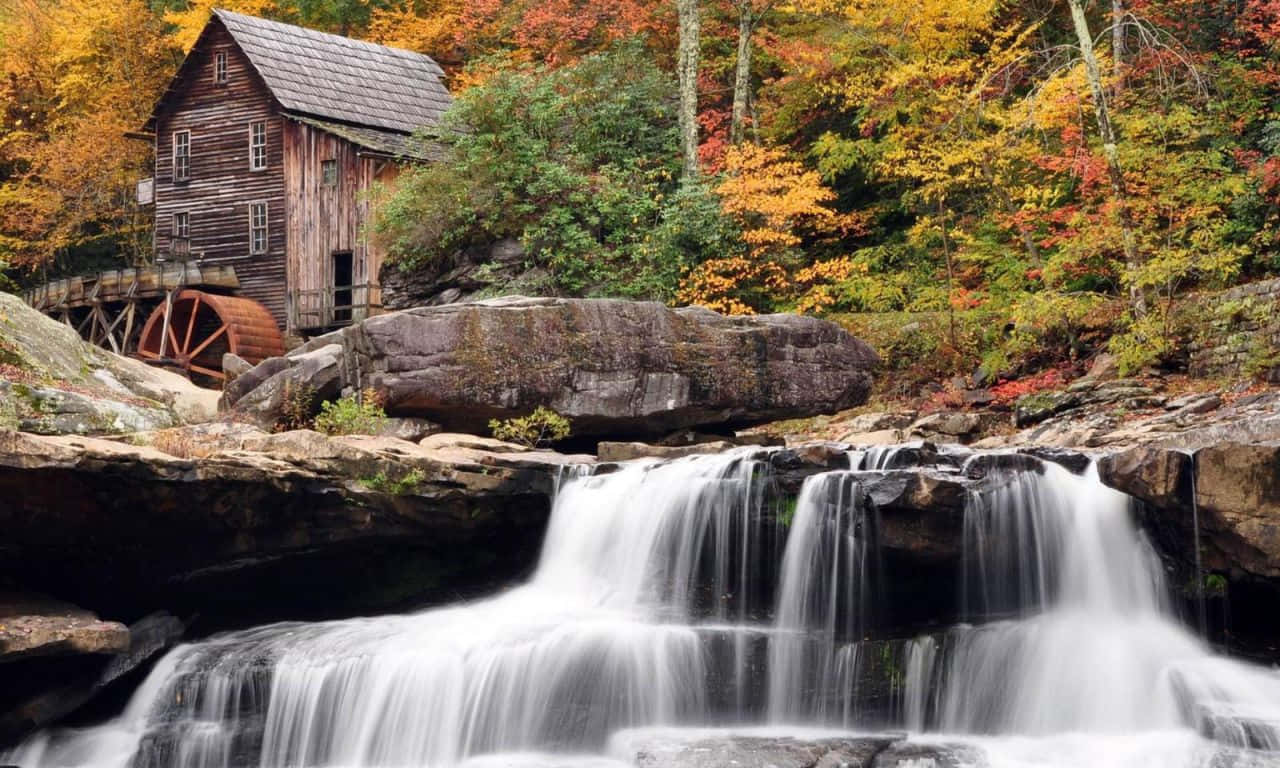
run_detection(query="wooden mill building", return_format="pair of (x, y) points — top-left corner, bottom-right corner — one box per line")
(139, 8), (450, 337)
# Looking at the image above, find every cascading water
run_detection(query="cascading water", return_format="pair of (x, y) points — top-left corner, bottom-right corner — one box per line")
(8, 445), (1280, 768)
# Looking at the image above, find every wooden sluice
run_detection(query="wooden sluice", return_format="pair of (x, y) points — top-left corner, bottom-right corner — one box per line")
(23, 263), (241, 357)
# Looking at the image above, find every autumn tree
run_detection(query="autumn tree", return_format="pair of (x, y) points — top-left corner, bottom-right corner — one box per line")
(678, 143), (840, 313)
(0, 0), (179, 274)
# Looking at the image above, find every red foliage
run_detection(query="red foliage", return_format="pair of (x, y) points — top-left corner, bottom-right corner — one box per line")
(988, 367), (1069, 405)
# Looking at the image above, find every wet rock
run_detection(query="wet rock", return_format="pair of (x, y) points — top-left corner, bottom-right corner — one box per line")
(872, 741), (986, 767)
(625, 735), (900, 768)
(859, 470), (968, 561)
(964, 452), (1046, 479)
(0, 594), (128, 663)
(0, 611), (182, 744)
(1016, 446), (1093, 474)
(1098, 442), (1280, 580)
(225, 297), (880, 440)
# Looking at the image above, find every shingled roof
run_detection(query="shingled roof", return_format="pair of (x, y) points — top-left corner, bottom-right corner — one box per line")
(145, 10), (452, 139)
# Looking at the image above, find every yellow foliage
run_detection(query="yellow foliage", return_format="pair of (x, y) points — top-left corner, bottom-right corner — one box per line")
(0, 0), (178, 269)
(367, 0), (463, 63)
(716, 144), (838, 258)
(164, 0), (281, 52)
(676, 257), (789, 315)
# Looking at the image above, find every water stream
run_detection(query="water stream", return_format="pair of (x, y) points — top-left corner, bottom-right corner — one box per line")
(8, 447), (1280, 768)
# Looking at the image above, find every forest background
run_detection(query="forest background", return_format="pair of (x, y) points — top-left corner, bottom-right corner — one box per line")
(4, 0), (1280, 391)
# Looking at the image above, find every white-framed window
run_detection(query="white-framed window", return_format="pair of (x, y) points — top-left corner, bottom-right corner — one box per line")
(249, 201), (268, 255)
(214, 51), (228, 84)
(322, 159), (337, 186)
(172, 130), (190, 182)
(172, 212), (190, 257)
(249, 120), (267, 171)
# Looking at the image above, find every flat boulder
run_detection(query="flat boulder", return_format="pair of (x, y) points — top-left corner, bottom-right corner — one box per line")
(0, 594), (128, 663)
(223, 297), (879, 440)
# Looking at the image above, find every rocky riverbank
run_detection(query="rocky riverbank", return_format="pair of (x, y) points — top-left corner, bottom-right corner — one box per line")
(5, 293), (1280, 748)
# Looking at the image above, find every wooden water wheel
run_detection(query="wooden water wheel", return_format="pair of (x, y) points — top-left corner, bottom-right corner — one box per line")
(137, 289), (284, 384)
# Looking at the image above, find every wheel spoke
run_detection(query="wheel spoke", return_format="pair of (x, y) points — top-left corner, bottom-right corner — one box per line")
(182, 295), (201, 353)
(137, 349), (160, 359)
(188, 362), (226, 379)
(188, 324), (228, 360)
(167, 322), (181, 357)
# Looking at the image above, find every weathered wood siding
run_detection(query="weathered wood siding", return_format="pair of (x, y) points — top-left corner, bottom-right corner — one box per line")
(153, 20), (287, 324)
(283, 121), (399, 331)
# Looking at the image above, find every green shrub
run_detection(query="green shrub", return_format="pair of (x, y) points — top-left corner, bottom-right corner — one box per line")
(374, 43), (732, 302)
(313, 388), (388, 436)
(360, 467), (426, 495)
(489, 406), (571, 448)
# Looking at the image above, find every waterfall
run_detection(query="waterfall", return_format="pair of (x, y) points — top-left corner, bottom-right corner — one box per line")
(8, 446), (1280, 768)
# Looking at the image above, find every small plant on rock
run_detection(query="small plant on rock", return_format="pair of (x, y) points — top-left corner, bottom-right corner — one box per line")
(489, 406), (571, 448)
(314, 388), (388, 436)
(278, 381), (316, 431)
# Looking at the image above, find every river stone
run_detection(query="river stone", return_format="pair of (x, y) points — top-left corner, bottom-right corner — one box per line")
(625, 735), (899, 768)
(0, 611), (182, 744)
(0, 594), (129, 663)
(224, 297), (879, 440)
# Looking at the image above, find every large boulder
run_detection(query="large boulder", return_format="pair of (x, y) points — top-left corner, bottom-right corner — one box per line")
(222, 297), (879, 440)
(0, 292), (218, 434)
(1098, 442), (1280, 580)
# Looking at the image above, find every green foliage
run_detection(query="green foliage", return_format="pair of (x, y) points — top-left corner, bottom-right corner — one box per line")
(376, 43), (725, 302)
(360, 467), (426, 495)
(488, 406), (571, 448)
(313, 388), (388, 436)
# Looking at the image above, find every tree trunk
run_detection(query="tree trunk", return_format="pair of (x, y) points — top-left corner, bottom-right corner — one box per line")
(677, 0), (702, 178)
(1112, 0), (1126, 95)
(730, 1), (753, 145)
(1068, 0), (1146, 316)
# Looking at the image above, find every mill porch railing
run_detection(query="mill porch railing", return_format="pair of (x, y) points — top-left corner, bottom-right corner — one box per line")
(289, 283), (382, 332)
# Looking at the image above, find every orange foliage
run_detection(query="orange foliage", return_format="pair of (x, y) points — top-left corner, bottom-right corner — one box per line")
(716, 144), (839, 258)
(676, 256), (789, 315)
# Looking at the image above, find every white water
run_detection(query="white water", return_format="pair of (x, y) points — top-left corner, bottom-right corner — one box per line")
(8, 447), (1280, 768)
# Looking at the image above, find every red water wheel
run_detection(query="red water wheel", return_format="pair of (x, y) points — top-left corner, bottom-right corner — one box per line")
(137, 289), (284, 385)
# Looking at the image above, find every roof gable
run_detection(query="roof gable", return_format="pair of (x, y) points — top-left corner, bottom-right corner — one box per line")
(146, 10), (452, 136)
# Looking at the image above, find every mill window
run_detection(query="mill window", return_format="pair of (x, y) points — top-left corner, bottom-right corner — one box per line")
(172, 212), (190, 257)
(250, 121), (267, 171)
(214, 51), (228, 84)
(250, 202), (268, 255)
(322, 159), (337, 186)
(172, 130), (190, 182)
